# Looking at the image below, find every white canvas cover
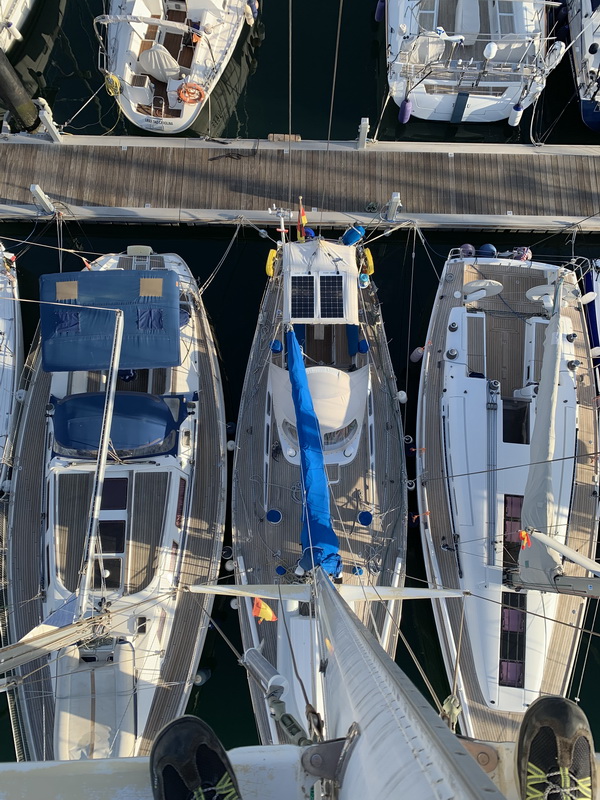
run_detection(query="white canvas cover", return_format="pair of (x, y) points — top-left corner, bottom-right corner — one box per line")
(54, 643), (136, 759)
(138, 43), (181, 83)
(282, 239), (360, 325)
(269, 364), (369, 434)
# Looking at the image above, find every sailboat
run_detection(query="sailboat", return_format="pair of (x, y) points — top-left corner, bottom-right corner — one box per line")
(0, 0), (36, 53)
(93, 0), (256, 135)
(566, 0), (600, 131)
(231, 209), (408, 745)
(415, 242), (599, 743)
(3, 246), (227, 761)
(384, 0), (566, 124)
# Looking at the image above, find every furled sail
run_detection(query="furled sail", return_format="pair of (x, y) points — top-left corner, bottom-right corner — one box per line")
(518, 282), (564, 587)
(285, 328), (342, 576)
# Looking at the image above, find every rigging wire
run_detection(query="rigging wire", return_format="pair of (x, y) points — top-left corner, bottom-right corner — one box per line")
(317, 0), (346, 235)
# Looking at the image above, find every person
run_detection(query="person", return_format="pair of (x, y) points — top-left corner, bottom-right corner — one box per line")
(150, 716), (242, 800)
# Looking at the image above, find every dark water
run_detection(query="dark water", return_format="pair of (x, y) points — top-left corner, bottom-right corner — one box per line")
(1, 222), (600, 761)
(1, 0), (600, 768)
(4, 0), (599, 142)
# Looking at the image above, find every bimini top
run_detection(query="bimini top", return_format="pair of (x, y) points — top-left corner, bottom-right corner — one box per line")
(282, 239), (359, 326)
(39, 270), (181, 372)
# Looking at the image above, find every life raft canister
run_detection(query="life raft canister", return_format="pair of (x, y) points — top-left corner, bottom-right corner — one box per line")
(177, 82), (206, 104)
(265, 249), (277, 276)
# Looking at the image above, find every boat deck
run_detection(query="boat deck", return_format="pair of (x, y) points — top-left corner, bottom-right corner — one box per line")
(4, 293), (227, 759)
(232, 272), (407, 744)
(417, 260), (598, 743)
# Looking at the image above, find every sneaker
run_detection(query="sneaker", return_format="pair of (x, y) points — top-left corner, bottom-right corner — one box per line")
(150, 715), (242, 800)
(516, 696), (596, 799)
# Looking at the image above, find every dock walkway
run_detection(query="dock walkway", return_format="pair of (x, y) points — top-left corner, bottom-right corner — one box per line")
(0, 137), (599, 230)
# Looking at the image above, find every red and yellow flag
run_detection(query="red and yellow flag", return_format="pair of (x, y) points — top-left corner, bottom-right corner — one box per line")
(297, 197), (307, 242)
(519, 530), (531, 550)
(252, 597), (278, 624)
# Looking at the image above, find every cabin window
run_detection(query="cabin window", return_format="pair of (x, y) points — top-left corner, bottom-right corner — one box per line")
(291, 276), (315, 318)
(175, 478), (186, 528)
(99, 521), (126, 553)
(320, 275), (344, 318)
(502, 399), (530, 445)
(499, 591), (526, 687)
(503, 494), (523, 568)
(101, 478), (128, 510)
(323, 419), (358, 449)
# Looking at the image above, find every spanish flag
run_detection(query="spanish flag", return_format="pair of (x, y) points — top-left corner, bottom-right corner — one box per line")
(252, 597), (278, 623)
(297, 197), (307, 242)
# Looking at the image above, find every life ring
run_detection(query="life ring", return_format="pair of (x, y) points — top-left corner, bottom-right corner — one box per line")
(265, 249), (277, 277)
(177, 82), (205, 104)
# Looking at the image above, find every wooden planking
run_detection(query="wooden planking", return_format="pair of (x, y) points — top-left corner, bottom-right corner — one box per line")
(1, 142), (600, 219)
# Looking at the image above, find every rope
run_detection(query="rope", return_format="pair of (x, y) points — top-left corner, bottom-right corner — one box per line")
(199, 220), (242, 294)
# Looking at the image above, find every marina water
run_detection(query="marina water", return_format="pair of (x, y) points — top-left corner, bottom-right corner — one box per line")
(1, 0), (600, 764)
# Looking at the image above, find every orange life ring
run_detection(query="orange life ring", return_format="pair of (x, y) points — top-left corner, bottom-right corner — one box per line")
(177, 82), (206, 104)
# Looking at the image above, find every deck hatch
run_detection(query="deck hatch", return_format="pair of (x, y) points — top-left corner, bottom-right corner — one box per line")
(499, 590), (526, 687)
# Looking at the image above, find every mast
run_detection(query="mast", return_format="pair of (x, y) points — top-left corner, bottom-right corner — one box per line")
(75, 308), (124, 620)
(312, 569), (506, 800)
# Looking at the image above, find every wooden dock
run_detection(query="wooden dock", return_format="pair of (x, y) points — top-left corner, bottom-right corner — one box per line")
(0, 136), (600, 230)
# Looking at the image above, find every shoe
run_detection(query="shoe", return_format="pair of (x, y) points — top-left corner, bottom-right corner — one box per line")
(516, 696), (596, 799)
(150, 715), (242, 800)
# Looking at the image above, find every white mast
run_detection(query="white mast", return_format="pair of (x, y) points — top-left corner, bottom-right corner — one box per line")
(75, 308), (124, 620)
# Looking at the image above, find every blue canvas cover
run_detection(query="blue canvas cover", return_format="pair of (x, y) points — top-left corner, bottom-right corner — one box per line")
(52, 392), (185, 458)
(286, 329), (342, 576)
(39, 269), (181, 372)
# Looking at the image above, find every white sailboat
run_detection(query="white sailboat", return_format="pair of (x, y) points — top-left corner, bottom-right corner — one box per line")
(3, 246), (227, 760)
(415, 243), (599, 743)
(566, 0), (600, 130)
(231, 209), (408, 745)
(93, 0), (256, 135)
(0, 0), (35, 52)
(384, 0), (566, 124)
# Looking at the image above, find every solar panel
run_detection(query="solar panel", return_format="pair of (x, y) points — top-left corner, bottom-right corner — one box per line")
(320, 275), (344, 318)
(291, 275), (315, 318)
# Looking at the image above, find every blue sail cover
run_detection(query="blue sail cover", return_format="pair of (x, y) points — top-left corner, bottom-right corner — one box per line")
(286, 329), (342, 576)
(39, 270), (181, 372)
